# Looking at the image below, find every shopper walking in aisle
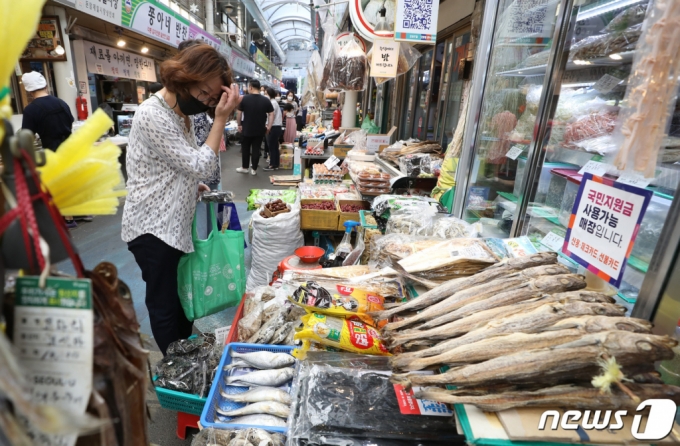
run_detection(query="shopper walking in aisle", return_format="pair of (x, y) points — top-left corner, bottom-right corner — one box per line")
(236, 80), (274, 175)
(21, 71), (79, 227)
(122, 44), (240, 355)
(283, 103), (297, 143)
(263, 87), (283, 171)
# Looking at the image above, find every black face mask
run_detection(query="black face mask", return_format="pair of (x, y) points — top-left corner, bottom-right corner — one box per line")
(176, 93), (210, 116)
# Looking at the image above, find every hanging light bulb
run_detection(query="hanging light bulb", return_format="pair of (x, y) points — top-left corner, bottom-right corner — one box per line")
(117, 38), (126, 47)
(374, 4), (392, 36)
(54, 44), (65, 55)
(141, 45), (149, 53)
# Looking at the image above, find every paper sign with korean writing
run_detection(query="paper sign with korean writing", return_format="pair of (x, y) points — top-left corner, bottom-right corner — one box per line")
(122, 0), (190, 48)
(15, 276), (93, 446)
(393, 384), (453, 416)
(231, 50), (256, 77)
(394, 0), (439, 43)
(189, 23), (221, 50)
(563, 173), (652, 287)
(371, 39), (400, 78)
(84, 41), (156, 81)
(76, 0), (122, 25)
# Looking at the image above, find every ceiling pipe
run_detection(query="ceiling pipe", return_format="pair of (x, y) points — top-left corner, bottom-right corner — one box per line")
(239, 0), (287, 63)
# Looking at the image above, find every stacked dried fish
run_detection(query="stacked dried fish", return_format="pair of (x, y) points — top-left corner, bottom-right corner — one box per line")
(379, 254), (680, 412)
(380, 140), (443, 166)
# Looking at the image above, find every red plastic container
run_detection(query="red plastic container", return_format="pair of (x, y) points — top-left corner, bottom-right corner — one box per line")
(295, 246), (325, 263)
(225, 294), (246, 345)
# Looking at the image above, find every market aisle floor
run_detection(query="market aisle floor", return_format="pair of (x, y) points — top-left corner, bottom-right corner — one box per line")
(55, 144), (288, 445)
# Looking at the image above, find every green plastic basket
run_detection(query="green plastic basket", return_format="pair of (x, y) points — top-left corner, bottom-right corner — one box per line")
(154, 380), (208, 415)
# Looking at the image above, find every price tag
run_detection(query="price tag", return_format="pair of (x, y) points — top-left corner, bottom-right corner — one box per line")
(506, 145), (524, 160)
(616, 173), (652, 189)
(15, 276), (94, 446)
(541, 231), (565, 252)
(324, 155), (340, 170)
(578, 160), (610, 177)
(215, 325), (232, 346)
(593, 74), (623, 94)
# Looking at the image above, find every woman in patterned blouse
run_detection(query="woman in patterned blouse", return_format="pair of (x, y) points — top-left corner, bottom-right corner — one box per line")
(122, 44), (240, 355)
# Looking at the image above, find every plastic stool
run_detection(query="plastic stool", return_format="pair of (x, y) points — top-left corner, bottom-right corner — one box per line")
(176, 412), (200, 440)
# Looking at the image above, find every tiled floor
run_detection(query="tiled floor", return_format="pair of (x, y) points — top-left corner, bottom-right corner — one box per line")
(55, 146), (289, 445)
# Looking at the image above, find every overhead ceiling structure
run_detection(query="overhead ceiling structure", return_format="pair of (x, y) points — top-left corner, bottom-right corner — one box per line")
(256, 0), (316, 52)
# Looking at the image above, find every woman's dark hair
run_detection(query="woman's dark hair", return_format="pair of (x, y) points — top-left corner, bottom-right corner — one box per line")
(160, 43), (232, 100)
(266, 87), (277, 99)
(283, 103), (294, 112)
(177, 39), (203, 51)
(148, 82), (163, 93)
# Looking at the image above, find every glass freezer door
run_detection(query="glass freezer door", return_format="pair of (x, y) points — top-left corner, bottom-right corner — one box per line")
(457, 0), (561, 237)
(520, 0), (680, 310)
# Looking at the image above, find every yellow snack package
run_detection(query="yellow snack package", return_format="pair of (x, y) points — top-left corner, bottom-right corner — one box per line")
(294, 313), (391, 357)
(288, 281), (386, 326)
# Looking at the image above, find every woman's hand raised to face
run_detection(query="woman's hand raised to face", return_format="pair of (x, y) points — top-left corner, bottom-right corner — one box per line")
(214, 84), (241, 121)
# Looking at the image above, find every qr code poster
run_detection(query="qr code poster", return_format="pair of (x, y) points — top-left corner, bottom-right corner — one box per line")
(499, 0), (559, 39)
(394, 0), (439, 43)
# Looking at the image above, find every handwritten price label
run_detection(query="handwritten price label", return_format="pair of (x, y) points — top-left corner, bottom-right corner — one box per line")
(579, 160), (610, 177)
(324, 155), (341, 170)
(506, 145), (524, 160)
(593, 74), (623, 94)
(616, 173), (652, 189)
(541, 231), (565, 252)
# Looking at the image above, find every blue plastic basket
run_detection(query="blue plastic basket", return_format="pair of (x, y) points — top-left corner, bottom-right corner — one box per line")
(201, 342), (296, 433)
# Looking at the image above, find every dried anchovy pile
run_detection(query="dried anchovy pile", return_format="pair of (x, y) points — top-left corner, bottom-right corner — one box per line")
(154, 334), (222, 398)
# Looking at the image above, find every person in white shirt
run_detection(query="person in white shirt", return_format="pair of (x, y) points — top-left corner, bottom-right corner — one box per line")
(122, 43), (240, 355)
(264, 87), (283, 170)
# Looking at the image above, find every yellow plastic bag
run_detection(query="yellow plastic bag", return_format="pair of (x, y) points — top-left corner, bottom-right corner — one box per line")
(288, 281), (385, 326)
(294, 313), (391, 357)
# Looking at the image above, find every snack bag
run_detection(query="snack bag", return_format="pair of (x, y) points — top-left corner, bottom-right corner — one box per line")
(294, 313), (391, 357)
(289, 281), (385, 326)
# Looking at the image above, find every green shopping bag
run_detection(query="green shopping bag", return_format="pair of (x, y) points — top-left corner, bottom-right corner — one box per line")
(178, 203), (245, 321)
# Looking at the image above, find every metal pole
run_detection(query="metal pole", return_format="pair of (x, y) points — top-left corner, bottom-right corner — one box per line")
(205, 0), (215, 33)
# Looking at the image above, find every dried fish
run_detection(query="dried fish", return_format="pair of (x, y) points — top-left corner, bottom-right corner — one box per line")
(216, 401), (290, 418)
(219, 386), (292, 405)
(420, 272), (585, 330)
(387, 291), (616, 348)
(222, 414), (288, 428)
(270, 322), (297, 345)
(225, 368), (295, 387)
(390, 302), (627, 370)
(385, 263), (571, 332)
(416, 383), (680, 411)
(248, 308), (286, 344)
(400, 332), (676, 388)
(373, 252), (558, 321)
(230, 351), (295, 369)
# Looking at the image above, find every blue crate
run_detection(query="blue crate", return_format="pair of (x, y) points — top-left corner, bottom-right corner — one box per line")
(201, 342), (296, 433)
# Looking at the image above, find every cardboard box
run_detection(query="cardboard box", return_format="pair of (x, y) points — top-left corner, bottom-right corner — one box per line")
(337, 199), (370, 230)
(367, 126), (397, 154)
(279, 153), (293, 169)
(333, 143), (354, 158)
(300, 199), (339, 231)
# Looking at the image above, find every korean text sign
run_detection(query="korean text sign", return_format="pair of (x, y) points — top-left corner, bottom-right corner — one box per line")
(122, 0), (190, 48)
(370, 39), (400, 78)
(563, 173), (652, 287)
(76, 0), (122, 25)
(84, 41), (157, 81)
(394, 0), (439, 43)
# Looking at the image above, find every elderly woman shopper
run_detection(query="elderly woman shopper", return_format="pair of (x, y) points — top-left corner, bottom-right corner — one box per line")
(122, 44), (240, 355)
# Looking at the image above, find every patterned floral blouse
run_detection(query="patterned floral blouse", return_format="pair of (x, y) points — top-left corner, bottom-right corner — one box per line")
(191, 112), (221, 185)
(122, 93), (219, 253)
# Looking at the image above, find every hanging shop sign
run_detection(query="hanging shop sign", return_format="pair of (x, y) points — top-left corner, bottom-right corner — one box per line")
(370, 39), (400, 78)
(189, 23), (221, 49)
(15, 276), (94, 446)
(84, 40), (157, 81)
(122, 0), (190, 48)
(230, 50), (256, 77)
(21, 16), (68, 61)
(349, 0), (394, 43)
(563, 173), (652, 287)
(76, 0), (122, 25)
(394, 0), (439, 44)
(336, 32), (367, 53)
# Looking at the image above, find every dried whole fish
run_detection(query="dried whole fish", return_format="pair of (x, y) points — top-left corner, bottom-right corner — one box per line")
(421, 272), (585, 330)
(221, 414), (288, 428)
(223, 360), (249, 371)
(219, 386), (292, 405)
(373, 253), (559, 321)
(230, 351), (295, 369)
(225, 368), (295, 387)
(387, 291), (617, 348)
(248, 308), (286, 344)
(270, 322), (297, 345)
(216, 401), (291, 418)
(399, 332), (676, 388)
(228, 439), (254, 446)
(415, 383), (680, 412)
(385, 263), (571, 332)
(390, 302), (627, 370)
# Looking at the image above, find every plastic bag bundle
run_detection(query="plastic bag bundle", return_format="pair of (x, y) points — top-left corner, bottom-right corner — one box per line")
(294, 313), (391, 356)
(369, 233), (444, 269)
(191, 427), (285, 446)
(563, 111), (618, 145)
(367, 42), (421, 85)
(602, 2), (649, 33)
(328, 38), (368, 91)
(570, 24), (642, 60)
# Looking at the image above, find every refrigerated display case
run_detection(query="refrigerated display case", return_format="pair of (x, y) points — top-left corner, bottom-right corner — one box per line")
(456, 0), (680, 315)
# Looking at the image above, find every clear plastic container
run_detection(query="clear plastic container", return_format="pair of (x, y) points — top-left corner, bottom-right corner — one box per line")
(630, 194), (671, 264)
(546, 168), (579, 210)
(558, 172), (584, 228)
(513, 156), (578, 201)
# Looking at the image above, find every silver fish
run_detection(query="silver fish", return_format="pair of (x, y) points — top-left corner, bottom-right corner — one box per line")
(220, 386), (292, 405)
(230, 351), (295, 369)
(224, 414), (288, 428)
(271, 322), (297, 345)
(216, 401), (290, 418)
(227, 439), (254, 446)
(225, 368), (295, 387)
(372, 252), (558, 320)
(223, 360), (249, 371)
